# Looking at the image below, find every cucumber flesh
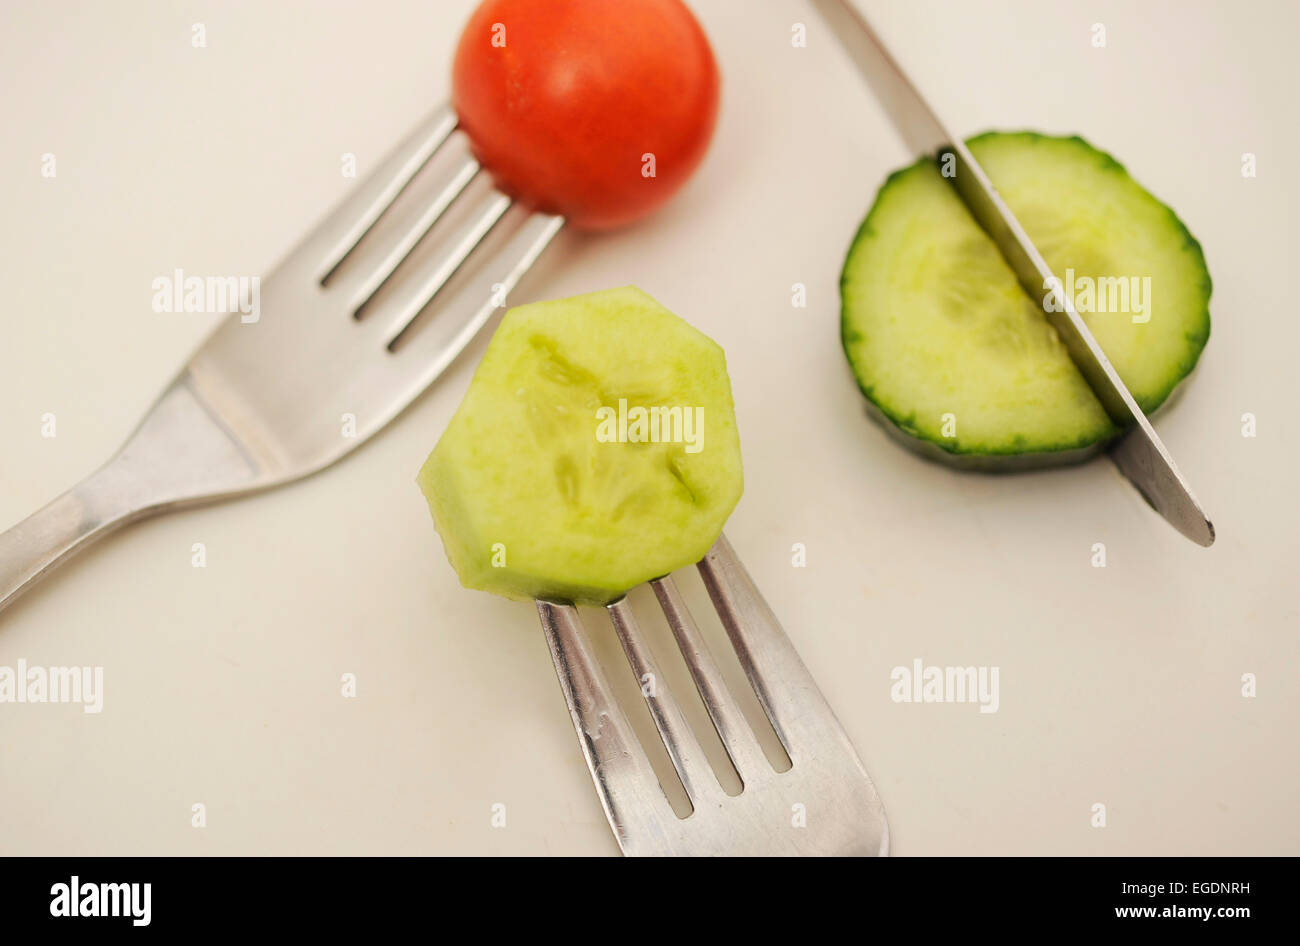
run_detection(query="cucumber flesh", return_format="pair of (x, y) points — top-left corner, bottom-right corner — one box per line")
(417, 286), (744, 605)
(841, 132), (1211, 463)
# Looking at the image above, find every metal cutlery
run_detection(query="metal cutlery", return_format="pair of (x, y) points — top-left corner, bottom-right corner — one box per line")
(812, 0), (1214, 546)
(0, 105), (565, 613)
(537, 533), (890, 856)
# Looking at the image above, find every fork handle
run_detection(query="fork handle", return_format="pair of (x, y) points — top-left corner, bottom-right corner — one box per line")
(0, 465), (147, 614)
(0, 373), (263, 615)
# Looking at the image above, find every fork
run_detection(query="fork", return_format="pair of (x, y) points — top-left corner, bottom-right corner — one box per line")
(537, 533), (889, 856)
(0, 105), (564, 613)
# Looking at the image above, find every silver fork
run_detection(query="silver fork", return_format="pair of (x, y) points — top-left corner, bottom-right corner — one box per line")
(0, 105), (564, 613)
(537, 534), (889, 856)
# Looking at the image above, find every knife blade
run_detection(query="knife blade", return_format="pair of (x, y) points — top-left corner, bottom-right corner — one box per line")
(812, 0), (1214, 546)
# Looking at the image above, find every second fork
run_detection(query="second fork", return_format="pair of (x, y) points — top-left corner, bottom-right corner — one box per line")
(538, 533), (890, 856)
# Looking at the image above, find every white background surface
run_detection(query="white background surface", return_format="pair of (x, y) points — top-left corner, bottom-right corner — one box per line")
(1, 0), (1296, 855)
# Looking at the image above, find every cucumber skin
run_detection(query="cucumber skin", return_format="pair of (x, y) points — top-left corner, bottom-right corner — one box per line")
(840, 131), (1212, 470)
(858, 395), (1108, 470)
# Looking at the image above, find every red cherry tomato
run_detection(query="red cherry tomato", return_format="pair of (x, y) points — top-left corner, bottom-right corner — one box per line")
(452, 0), (720, 230)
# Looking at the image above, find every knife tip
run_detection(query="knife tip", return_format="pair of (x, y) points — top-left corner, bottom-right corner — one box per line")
(1187, 517), (1216, 547)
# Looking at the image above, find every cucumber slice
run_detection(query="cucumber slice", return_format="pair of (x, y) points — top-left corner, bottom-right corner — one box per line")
(417, 286), (743, 605)
(841, 132), (1211, 466)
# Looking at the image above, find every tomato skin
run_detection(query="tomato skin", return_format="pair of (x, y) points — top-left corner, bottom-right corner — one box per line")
(452, 0), (720, 230)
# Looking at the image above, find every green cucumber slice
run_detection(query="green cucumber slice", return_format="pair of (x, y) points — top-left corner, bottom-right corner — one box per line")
(840, 132), (1211, 466)
(417, 286), (744, 605)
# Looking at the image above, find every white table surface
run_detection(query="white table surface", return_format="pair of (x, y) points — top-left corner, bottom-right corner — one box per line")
(1, 0), (1296, 856)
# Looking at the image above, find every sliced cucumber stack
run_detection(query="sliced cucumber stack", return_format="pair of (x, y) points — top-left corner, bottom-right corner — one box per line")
(417, 286), (743, 605)
(840, 132), (1211, 467)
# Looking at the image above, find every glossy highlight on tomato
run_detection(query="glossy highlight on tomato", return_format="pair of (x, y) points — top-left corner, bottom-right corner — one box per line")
(451, 0), (720, 230)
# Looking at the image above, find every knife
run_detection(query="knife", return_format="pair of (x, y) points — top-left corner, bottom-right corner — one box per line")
(812, 0), (1214, 546)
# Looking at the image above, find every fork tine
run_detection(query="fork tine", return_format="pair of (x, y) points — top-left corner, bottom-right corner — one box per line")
(536, 601), (678, 852)
(606, 597), (722, 806)
(313, 105), (459, 283)
(696, 533), (845, 765)
(363, 186), (513, 337)
(651, 576), (771, 785)
(389, 209), (564, 359)
(343, 152), (481, 312)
